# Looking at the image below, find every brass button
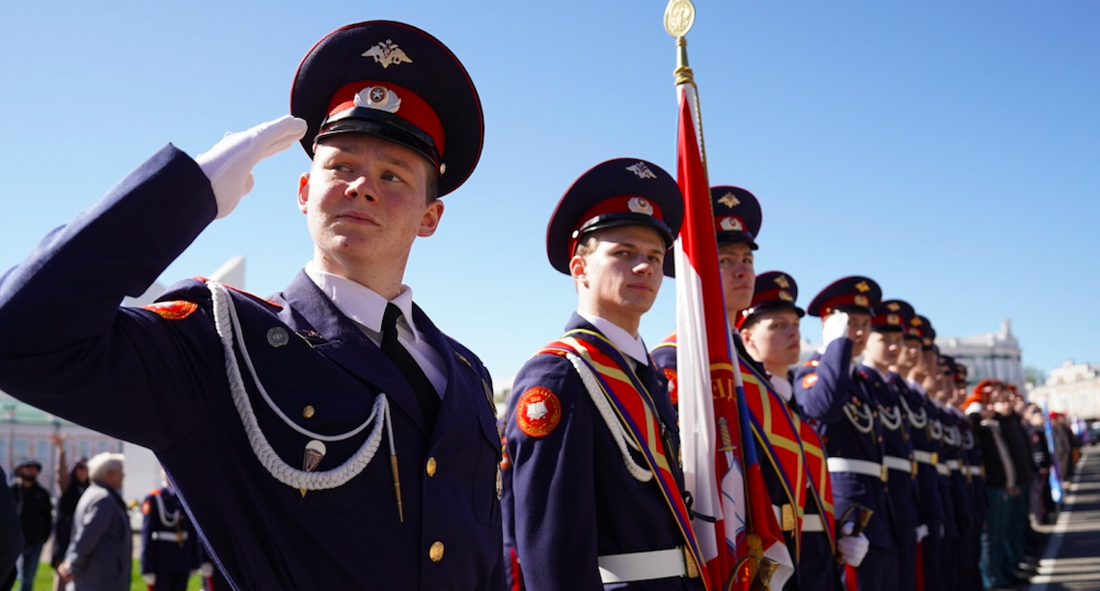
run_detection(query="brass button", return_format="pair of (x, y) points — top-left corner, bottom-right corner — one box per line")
(429, 541), (444, 562)
(426, 457), (437, 477)
(302, 405), (315, 419)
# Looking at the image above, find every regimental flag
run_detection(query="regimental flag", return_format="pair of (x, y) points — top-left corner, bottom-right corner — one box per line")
(673, 80), (787, 590)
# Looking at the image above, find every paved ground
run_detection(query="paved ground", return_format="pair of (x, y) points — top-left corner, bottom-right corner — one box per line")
(1030, 448), (1100, 591)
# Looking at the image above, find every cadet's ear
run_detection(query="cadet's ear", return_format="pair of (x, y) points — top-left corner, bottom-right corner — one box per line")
(297, 173), (311, 214)
(569, 254), (587, 283)
(417, 200), (445, 237)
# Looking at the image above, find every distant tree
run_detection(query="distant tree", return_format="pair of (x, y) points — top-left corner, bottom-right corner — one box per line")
(1024, 365), (1047, 387)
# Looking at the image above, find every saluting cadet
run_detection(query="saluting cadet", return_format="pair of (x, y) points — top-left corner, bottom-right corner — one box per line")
(505, 159), (705, 590)
(141, 473), (199, 591)
(951, 363), (986, 591)
(859, 300), (920, 591)
(793, 277), (897, 591)
(0, 21), (504, 590)
(935, 356), (974, 591)
(737, 271), (854, 591)
(891, 311), (947, 591)
(650, 189), (868, 589)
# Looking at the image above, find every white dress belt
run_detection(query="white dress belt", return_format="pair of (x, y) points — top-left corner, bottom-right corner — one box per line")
(946, 459), (961, 470)
(935, 464), (950, 476)
(150, 531), (189, 542)
(913, 450), (937, 465)
(801, 513), (826, 533)
(598, 548), (687, 583)
(883, 455), (912, 472)
(966, 465), (984, 477)
(826, 457), (883, 478)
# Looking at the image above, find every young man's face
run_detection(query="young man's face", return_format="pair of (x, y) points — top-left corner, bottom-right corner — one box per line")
(740, 308), (801, 370)
(298, 134), (442, 277)
(838, 312), (872, 357)
(897, 338), (922, 370)
(864, 330), (903, 368)
(718, 242), (755, 315)
(571, 225), (665, 330)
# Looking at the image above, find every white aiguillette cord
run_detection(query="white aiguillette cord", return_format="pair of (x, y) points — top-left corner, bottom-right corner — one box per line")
(208, 282), (401, 513)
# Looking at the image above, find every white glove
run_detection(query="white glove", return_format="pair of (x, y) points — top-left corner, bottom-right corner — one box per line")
(822, 311), (850, 347)
(143, 573), (156, 585)
(196, 115), (308, 219)
(200, 562), (215, 577)
(916, 524), (929, 543)
(837, 521), (870, 567)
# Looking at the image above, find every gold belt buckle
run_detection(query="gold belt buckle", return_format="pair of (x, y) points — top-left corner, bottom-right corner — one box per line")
(930, 452), (938, 465)
(881, 463), (889, 482)
(781, 504), (796, 532)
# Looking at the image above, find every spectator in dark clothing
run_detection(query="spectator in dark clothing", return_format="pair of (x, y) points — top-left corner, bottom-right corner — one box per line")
(1024, 405), (1055, 525)
(50, 434), (89, 591)
(997, 391), (1037, 581)
(1, 465), (26, 590)
(9, 458), (53, 591)
(971, 380), (1018, 590)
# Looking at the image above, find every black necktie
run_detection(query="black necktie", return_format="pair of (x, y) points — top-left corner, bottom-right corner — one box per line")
(381, 303), (440, 430)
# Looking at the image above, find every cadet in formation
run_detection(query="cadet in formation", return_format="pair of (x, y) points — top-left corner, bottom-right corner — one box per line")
(0, 20), (504, 591)
(141, 472), (200, 591)
(504, 158), (706, 590)
(794, 277), (897, 591)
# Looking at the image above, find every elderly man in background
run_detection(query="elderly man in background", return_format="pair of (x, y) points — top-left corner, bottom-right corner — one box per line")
(58, 453), (131, 591)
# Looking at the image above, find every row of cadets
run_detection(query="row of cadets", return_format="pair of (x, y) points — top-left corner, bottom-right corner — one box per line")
(650, 187), (868, 591)
(948, 359), (986, 591)
(503, 159), (707, 590)
(793, 276), (897, 591)
(890, 311), (948, 591)
(937, 354), (981, 591)
(858, 300), (921, 591)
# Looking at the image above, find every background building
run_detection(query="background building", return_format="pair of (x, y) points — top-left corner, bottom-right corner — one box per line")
(1028, 360), (1100, 420)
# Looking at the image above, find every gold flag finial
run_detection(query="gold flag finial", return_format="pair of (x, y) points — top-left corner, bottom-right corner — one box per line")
(664, 0), (695, 38)
(665, 0), (697, 85)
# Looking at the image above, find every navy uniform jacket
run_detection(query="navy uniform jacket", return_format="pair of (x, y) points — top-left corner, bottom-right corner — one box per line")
(962, 414), (987, 524)
(890, 378), (945, 529)
(793, 339), (897, 550)
(930, 406), (959, 538)
(939, 409), (975, 534)
(141, 487), (199, 577)
(0, 146), (505, 591)
(859, 367), (919, 531)
(505, 315), (703, 591)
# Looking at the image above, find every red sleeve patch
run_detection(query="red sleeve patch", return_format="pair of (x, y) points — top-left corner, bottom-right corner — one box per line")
(663, 368), (679, 405)
(515, 386), (562, 438)
(142, 300), (198, 320)
(801, 373), (819, 389)
(141, 500), (151, 515)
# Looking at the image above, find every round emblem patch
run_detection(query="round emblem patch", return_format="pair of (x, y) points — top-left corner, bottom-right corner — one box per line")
(801, 373), (818, 389)
(515, 387), (562, 438)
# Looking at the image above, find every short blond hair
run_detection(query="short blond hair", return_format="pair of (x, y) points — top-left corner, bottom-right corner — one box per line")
(87, 452), (124, 482)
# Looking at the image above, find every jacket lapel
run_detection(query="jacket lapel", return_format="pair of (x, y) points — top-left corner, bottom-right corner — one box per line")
(275, 271), (428, 435)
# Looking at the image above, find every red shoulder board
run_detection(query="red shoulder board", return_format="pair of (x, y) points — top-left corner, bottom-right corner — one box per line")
(143, 301), (198, 320)
(515, 386), (562, 438)
(193, 277), (283, 309)
(803, 359), (820, 368)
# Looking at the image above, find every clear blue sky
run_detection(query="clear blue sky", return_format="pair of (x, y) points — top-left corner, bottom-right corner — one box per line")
(2, 1), (1097, 389)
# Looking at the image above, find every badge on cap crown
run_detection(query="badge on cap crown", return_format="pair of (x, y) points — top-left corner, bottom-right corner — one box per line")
(627, 161), (657, 179)
(362, 40), (413, 68)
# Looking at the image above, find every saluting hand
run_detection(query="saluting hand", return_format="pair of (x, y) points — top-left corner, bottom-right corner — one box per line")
(196, 115), (308, 219)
